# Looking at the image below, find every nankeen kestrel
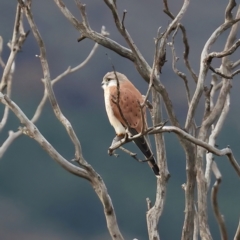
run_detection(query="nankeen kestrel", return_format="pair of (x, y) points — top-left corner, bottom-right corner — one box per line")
(102, 71), (159, 176)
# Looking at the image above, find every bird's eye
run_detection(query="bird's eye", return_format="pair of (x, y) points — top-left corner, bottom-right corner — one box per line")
(107, 77), (111, 81)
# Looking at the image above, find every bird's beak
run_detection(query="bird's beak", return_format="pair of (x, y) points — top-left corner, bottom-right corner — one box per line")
(101, 80), (105, 88)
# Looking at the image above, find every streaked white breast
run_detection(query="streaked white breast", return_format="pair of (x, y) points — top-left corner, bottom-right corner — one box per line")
(104, 86), (126, 135)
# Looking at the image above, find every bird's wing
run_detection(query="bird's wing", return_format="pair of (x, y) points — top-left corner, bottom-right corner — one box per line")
(109, 83), (159, 176)
(109, 84), (145, 133)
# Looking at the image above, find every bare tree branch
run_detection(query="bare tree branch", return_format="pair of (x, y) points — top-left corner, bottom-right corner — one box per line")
(54, 0), (180, 133)
(207, 39), (240, 61)
(52, 42), (99, 84)
(1, 1), (239, 239)
(17, 2), (124, 239)
(185, 16), (240, 131)
(225, 0), (237, 21)
(149, 126), (240, 177)
(231, 59), (240, 69)
(20, 0), (85, 165)
(193, 204), (199, 240)
(146, 88), (169, 240)
(0, 39), (99, 159)
(0, 3), (29, 92)
(234, 219), (240, 240)
(208, 65), (234, 79)
(211, 161), (228, 240)
(0, 93), (90, 179)
(163, 0), (198, 83)
(0, 130), (22, 159)
(54, 0), (134, 61)
(141, 27), (164, 108)
(0, 61), (14, 130)
(0, 92), (124, 240)
(205, 94), (230, 189)
(157, 0), (190, 73)
(102, 0), (149, 70)
(0, 36), (5, 68)
(169, 25), (191, 104)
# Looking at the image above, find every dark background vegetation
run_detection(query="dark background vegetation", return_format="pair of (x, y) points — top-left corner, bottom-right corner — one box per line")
(0, 1), (239, 239)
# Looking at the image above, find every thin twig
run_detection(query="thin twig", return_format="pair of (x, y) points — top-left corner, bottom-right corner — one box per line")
(163, 0), (198, 83)
(231, 59), (240, 69)
(0, 36), (5, 68)
(206, 39), (240, 62)
(232, 68), (240, 77)
(119, 146), (150, 163)
(52, 42), (99, 84)
(33, 35), (100, 123)
(121, 10), (127, 28)
(208, 65), (233, 79)
(141, 27), (164, 108)
(108, 121), (167, 153)
(169, 24), (191, 104)
(157, 0), (190, 74)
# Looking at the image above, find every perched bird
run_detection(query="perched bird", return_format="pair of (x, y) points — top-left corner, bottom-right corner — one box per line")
(101, 71), (159, 176)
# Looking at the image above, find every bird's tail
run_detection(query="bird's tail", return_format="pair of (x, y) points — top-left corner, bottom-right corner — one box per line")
(129, 129), (159, 176)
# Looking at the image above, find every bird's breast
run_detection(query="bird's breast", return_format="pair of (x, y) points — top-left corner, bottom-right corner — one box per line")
(104, 87), (126, 135)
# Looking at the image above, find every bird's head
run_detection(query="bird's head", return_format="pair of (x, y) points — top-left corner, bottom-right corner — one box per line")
(101, 71), (127, 90)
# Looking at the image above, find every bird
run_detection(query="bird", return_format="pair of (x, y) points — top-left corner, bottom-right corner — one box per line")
(101, 71), (159, 176)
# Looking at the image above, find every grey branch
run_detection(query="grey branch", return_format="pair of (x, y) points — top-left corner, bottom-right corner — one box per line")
(0, 3), (29, 92)
(163, 0), (198, 83)
(146, 89), (169, 240)
(21, 1), (85, 165)
(54, 0), (134, 61)
(185, 15), (240, 131)
(0, 36), (5, 68)
(231, 59), (240, 69)
(0, 94), (123, 240)
(225, 0), (237, 21)
(0, 38), (99, 159)
(234, 219), (240, 240)
(169, 25), (191, 104)
(53, 0), (181, 129)
(149, 126), (240, 177)
(208, 65), (234, 79)
(16, 2), (124, 239)
(0, 60), (14, 131)
(211, 161), (228, 240)
(205, 92), (230, 189)
(0, 92), (90, 179)
(207, 39), (240, 61)
(157, 0), (190, 73)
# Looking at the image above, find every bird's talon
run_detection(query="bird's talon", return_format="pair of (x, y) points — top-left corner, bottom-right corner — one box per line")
(108, 148), (114, 156)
